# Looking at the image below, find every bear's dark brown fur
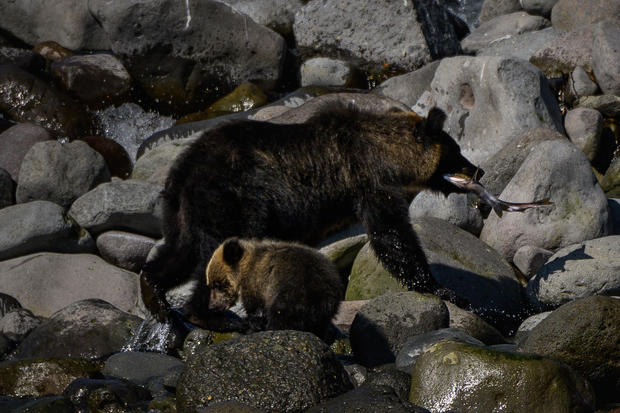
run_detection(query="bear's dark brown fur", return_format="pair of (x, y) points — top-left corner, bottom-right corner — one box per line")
(205, 237), (343, 341)
(140, 104), (479, 323)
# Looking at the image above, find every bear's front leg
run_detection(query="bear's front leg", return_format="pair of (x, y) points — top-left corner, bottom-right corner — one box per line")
(356, 188), (467, 307)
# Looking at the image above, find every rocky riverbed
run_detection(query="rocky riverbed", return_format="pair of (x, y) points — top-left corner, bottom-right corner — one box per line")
(1, 0), (620, 412)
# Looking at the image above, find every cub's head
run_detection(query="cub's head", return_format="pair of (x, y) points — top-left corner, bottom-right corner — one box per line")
(421, 108), (482, 195)
(205, 237), (245, 311)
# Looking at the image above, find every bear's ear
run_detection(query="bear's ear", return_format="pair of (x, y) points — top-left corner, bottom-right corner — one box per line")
(222, 238), (244, 265)
(424, 107), (447, 135)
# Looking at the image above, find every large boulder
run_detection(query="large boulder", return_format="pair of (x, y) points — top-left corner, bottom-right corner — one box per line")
(551, 0), (620, 31)
(409, 340), (595, 413)
(526, 236), (620, 310)
(0, 200), (94, 261)
(217, 0), (306, 36)
(177, 330), (352, 412)
(346, 217), (524, 330)
(69, 179), (163, 237)
(461, 12), (550, 54)
(0, 0), (109, 50)
(477, 27), (561, 62)
(529, 24), (594, 77)
(89, 0), (286, 110)
(592, 20), (620, 96)
(480, 139), (610, 261)
(415, 55), (563, 165)
(349, 292), (449, 367)
(16, 140), (110, 208)
(518, 296), (620, 404)
(294, 0), (460, 75)
(12, 299), (142, 360)
(0, 253), (142, 317)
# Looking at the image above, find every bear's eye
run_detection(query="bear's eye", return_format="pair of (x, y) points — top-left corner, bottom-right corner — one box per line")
(212, 282), (223, 290)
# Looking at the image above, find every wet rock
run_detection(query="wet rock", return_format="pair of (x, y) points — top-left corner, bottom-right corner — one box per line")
(0, 167), (15, 208)
(409, 192), (483, 236)
(0, 253), (141, 317)
(300, 58), (364, 89)
(0, 308), (44, 342)
(69, 178), (163, 237)
(526, 236), (620, 311)
(0, 200), (94, 261)
(0, 396), (76, 413)
(410, 340), (595, 413)
(177, 330), (353, 412)
(373, 61), (440, 108)
(480, 139), (610, 261)
(0, 122), (53, 181)
(564, 107), (603, 162)
(521, 0), (559, 17)
(576, 94), (620, 118)
(216, 0), (304, 37)
(33, 41), (74, 62)
(395, 328), (484, 374)
(103, 351), (184, 386)
(178, 82), (268, 123)
(180, 328), (240, 362)
(513, 245), (554, 279)
(0, 293), (22, 318)
(13, 299), (142, 360)
(90, 0), (286, 111)
(16, 140), (110, 208)
(307, 384), (430, 413)
(294, 0), (460, 75)
(529, 24), (594, 77)
(79, 136), (133, 179)
(0, 64), (92, 139)
(461, 12), (550, 54)
(444, 301), (507, 345)
(518, 296), (620, 403)
(592, 20), (620, 96)
(416, 55), (563, 165)
(479, 0), (522, 23)
(50, 54), (132, 107)
(0, 358), (102, 397)
(566, 66), (599, 102)
(96, 230), (156, 273)
(551, 0), (620, 31)
(477, 27), (562, 62)
(94, 102), (176, 162)
(514, 311), (552, 343)
(364, 364), (412, 401)
(349, 292), (449, 367)
(347, 217), (524, 330)
(63, 377), (151, 412)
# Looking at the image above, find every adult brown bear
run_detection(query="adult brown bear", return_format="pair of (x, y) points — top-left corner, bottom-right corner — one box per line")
(140, 102), (480, 325)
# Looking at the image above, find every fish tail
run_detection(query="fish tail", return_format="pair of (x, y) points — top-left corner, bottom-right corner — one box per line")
(492, 204), (504, 217)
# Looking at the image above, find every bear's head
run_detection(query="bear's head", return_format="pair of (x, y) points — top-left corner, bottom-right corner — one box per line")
(205, 237), (245, 311)
(421, 108), (482, 195)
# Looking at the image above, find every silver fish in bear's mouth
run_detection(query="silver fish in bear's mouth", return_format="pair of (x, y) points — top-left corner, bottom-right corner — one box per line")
(443, 173), (552, 217)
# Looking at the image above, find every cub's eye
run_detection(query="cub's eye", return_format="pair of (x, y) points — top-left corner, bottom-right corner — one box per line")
(213, 282), (223, 290)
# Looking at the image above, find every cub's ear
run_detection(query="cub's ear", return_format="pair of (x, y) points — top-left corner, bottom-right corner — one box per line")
(424, 107), (447, 135)
(222, 238), (244, 265)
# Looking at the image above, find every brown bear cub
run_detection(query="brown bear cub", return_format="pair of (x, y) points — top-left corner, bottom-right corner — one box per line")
(204, 237), (343, 342)
(140, 104), (480, 325)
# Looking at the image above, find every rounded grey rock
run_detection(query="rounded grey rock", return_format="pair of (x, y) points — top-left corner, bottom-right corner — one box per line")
(513, 245), (554, 279)
(566, 66), (599, 101)
(526, 236), (620, 311)
(103, 351), (184, 384)
(96, 230), (156, 273)
(0, 307), (43, 341)
(0, 252), (142, 317)
(0, 200), (94, 261)
(592, 20), (620, 96)
(564, 107), (603, 162)
(409, 191), (483, 236)
(69, 178), (163, 237)
(514, 311), (551, 344)
(0, 122), (52, 181)
(300, 57), (361, 88)
(520, 0), (558, 17)
(16, 140), (110, 208)
(349, 292), (449, 367)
